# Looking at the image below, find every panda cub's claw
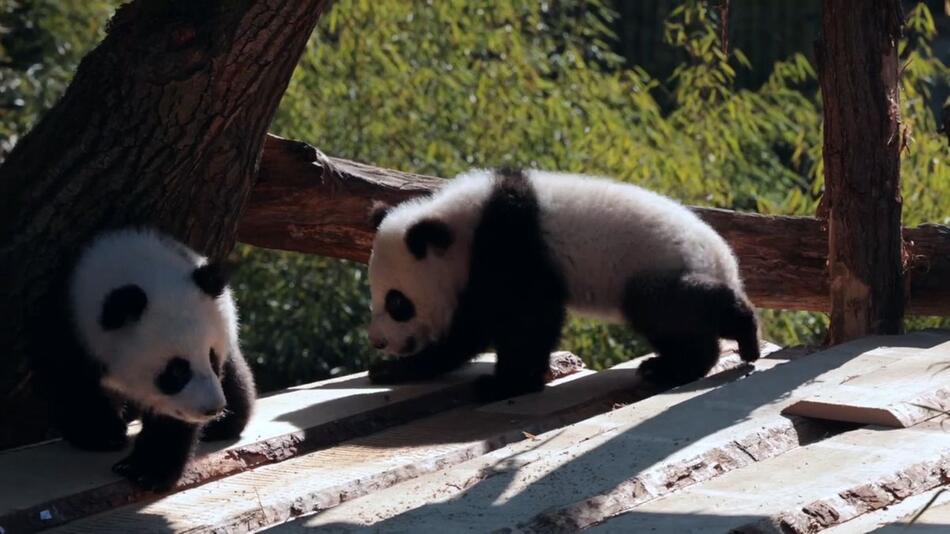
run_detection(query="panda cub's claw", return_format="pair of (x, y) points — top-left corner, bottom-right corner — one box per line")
(112, 456), (181, 492)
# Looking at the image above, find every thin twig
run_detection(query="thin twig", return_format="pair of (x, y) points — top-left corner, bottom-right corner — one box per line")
(718, 0), (731, 55)
(908, 488), (949, 524)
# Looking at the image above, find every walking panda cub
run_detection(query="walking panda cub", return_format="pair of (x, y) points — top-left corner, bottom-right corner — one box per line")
(33, 229), (255, 491)
(367, 169), (759, 400)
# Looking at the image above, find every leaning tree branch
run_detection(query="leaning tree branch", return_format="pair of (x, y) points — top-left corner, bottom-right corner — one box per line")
(240, 135), (950, 316)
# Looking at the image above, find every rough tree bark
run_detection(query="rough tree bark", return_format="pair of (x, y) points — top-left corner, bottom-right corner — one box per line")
(817, 0), (905, 344)
(240, 136), (950, 315)
(0, 0), (332, 449)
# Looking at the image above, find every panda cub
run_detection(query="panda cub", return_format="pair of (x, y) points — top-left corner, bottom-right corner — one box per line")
(367, 168), (759, 400)
(33, 229), (255, 491)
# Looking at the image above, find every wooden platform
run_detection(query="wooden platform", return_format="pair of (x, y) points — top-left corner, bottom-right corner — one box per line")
(3, 332), (950, 533)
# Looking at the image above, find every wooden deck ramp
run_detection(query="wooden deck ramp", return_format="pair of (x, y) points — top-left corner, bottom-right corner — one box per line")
(2, 332), (949, 533)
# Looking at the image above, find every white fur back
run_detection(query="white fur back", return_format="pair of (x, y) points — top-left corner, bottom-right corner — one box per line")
(525, 170), (741, 320)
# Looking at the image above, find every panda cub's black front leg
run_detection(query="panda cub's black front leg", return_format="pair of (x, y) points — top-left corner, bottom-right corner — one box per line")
(369, 342), (482, 384)
(113, 414), (198, 492)
(201, 353), (256, 442)
(476, 311), (565, 402)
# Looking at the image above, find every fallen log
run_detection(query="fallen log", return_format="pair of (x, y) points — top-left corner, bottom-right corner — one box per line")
(239, 135), (950, 315)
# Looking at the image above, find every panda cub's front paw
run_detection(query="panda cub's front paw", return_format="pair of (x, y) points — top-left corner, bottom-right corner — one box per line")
(112, 456), (182, 492)
(636, 356), (698, 388)
(200, 413), (244, 442)
(473, 374), (544, 403)
(368, 358), (415, 384)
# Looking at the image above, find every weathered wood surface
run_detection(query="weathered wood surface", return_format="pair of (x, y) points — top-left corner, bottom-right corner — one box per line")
(274, 357), (803, 533)
(12, 334), (950, 534)
(271, 332), (949, 533)
(239, 135), (950, 315)
(818, 0), (905, 343)
(587, 422), (950, 534)
(43, 345), (775, 534)
(1, 360), (504, 532)
(784, 340), (950, 427)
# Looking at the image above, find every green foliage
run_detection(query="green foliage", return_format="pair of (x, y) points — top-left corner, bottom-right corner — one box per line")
(260, 0), (949, 374)
(900, 3), (950, 227)
(0, 0), (115, 158)
(230, 247), (374, 391)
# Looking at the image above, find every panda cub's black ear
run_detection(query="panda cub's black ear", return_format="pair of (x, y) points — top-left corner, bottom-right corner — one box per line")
(100, 285), (148, 331)
(193, 262), (233, 298)
(369, 201), (392, 230)
(405, 218), (453, 260)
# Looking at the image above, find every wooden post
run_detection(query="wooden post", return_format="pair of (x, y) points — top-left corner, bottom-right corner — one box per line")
(817, 0), (905, 344)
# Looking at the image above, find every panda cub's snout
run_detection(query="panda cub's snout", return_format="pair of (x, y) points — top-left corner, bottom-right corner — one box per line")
(177, 372), (227, 422)
(368, 315), (424, 357)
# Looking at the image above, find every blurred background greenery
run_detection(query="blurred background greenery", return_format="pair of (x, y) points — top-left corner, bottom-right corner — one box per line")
(2, 0), (948, 392)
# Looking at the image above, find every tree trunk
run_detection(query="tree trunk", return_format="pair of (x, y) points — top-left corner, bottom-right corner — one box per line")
(817, 0), (905, 344)
(0, 0), (332, 449)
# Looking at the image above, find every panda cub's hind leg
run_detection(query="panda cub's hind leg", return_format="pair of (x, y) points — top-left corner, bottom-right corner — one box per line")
(623, 271), (746, 387)
(37, 347), (128, 451)
(55, 382), (129, 451)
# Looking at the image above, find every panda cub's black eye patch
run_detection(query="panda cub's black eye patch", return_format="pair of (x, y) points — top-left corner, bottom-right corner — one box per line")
(385, 289), (415, 322)
(156, 357), (192, 395)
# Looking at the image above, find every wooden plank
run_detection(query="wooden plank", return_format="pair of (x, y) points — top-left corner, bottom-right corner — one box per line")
(270, 332), (949, 533)
(783, 340), (950, 427)
(237, 135), (950, 315)
(0, 360), (504, 532)
(821, 486), (950, 533)
(270, 357), (804, 533)
(46, 346), (770, 534)
(585, 422), (950, 534)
